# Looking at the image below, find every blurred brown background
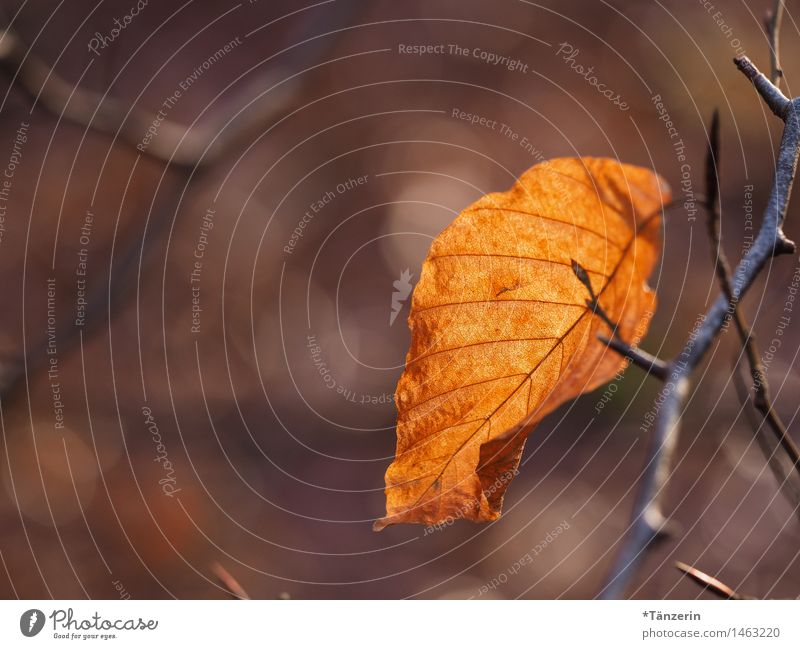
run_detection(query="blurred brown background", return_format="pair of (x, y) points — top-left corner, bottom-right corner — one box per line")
(0, 0), (798, 599)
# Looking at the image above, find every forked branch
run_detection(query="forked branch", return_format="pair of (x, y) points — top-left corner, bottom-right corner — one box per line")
(597, 2), (800, 599)
(704, 108), (800, 478)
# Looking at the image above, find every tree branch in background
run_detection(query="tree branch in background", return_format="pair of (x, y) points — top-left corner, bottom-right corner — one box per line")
(598, 4), (800, 598)
(0, 6), (358, 401)
(0, 2), (358, 167)
(0, 26), (298, 167)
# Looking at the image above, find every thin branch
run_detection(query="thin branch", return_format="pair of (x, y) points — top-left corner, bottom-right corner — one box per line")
(570, 259), (670, 380)
(704, 109), (800, 475)
(734, 55), (791, 119)
(732, 360), (800, 518)
(600, 54), (800, 598)
(211, 562), (250, 600)
(599, 367), (686, 599)
(674, 561), (747, 600)
(765, 0), (786, 86)
(597, 335), (670, 381)
(748, 366), (800, 471)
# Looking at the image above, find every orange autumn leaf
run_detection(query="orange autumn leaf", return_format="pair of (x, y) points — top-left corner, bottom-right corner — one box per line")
(375, 157), (670, 531)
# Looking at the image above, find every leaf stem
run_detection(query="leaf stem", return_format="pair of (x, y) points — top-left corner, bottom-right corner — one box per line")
(571, 258), (669, 380)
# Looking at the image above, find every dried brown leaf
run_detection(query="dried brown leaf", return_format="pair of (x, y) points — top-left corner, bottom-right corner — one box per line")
(375, 157), (670, 530)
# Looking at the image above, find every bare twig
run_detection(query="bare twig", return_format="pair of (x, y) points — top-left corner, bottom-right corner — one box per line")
(600, 42), (800, 598)
(748, 366), (800, 473)
(211, 562), (250, 600)
(571, 259), (670, 380)
(734, 55), (792, 120)
(599, 368), (686, 599)
(766, 0), (786, 86)
(704, 109), (800, 475)
(674, 561), (747, 599)
(596, 334), (670, 381)
(732, 360), (800, 517)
